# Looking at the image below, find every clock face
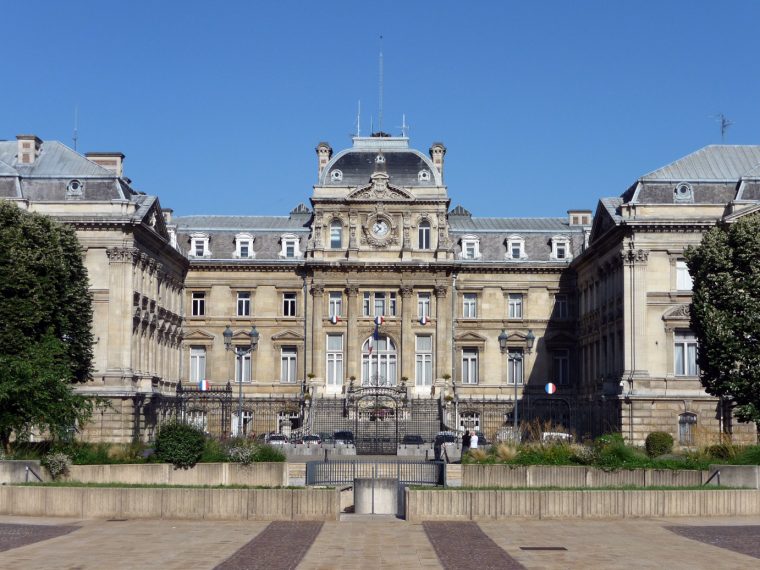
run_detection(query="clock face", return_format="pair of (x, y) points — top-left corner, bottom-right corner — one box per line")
(372, 220), (389, 237)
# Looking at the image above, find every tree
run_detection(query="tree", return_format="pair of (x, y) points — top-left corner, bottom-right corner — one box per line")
(0, 201), (95, 451)
(685, 212), (760, 423)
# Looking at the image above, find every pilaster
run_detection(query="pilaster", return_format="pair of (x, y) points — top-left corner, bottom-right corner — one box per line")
(400, 285), (414, 381)
(434, 285), (449, 378)
(346, 285), (360, 379)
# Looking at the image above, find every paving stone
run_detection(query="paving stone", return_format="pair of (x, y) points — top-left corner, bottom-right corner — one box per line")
(0, 523), (79, 552)
(215, 521), (323, 570)
(666, 525), (760, 559)
(423, 521), (525, 569)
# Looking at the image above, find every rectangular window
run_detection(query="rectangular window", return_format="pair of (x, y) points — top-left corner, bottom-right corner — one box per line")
(463, 241), (476, 259)
(330, 224), (342, 249)
(417, 293), (431, 319)
(192, 239), (206, 257)
(374, 292), (385, 317)
(508, 293), (523, 319)
(238, 240), (251, 258)
(553, 349), (569, 385)
(511, 242), (522, 259)
(363, 292), (371, 317)
(192, 292), (205, 316)
(328, 292), (342, 318)
(676, 260), (693, 291)
(415, 335), (433, 386)
(189, 347), (206, 382)
(463, 293), (477, 318)
(237, 292), (251, 317)
(285, 241), (296, 258)
(508, 349), (524, 385)
(283, 293), (297, 317)
(554, 294), (568, 319)
(235, 352), (251, 383)
(281, 346), (297, 383)
(418, 224), (431, 249)
(675, 331), (698, 376)
(556, 242), (567, 259)
(326, 334), (343, 386)
(389, 292), (396, 316)
(461, 348), (478, 385)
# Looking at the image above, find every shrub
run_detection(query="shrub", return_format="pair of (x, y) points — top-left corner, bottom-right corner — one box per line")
(705, 443), (738, 461)
(494, 443), (518, 462)
(570, 444), (596, 465)
(200, 437), (228, 463)
(154, 421), (206, 469)
(645, 432), (674, 458)
(735, 445), (760, 465)
(515, 442), (576, 466)
(41, 452), (71, 479)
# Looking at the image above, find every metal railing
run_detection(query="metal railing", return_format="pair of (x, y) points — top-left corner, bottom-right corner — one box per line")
(306, 459), (445, 487)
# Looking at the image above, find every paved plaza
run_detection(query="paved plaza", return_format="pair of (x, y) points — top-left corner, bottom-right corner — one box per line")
(0, 515), (759, 569)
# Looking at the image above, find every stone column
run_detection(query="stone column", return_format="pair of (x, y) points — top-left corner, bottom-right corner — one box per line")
(310, 284), (325, 381)
(400, 285), (414, 381)
(434, 285), (449, 378)
(621, 244), (650, 380)
(346, 285), (360, 380)
(105, 248), (136, 374)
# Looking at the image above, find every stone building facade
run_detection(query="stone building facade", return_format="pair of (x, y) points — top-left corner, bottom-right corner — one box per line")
(1, 132), (757, 446)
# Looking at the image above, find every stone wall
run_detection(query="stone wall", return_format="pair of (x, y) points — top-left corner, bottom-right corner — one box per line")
(64, 462), (287, 486)
(405, 488), (760, 521)
(0, 486), (339, 521)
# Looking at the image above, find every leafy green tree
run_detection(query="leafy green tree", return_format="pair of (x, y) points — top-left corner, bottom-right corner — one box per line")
(0, 202), (95, 451)
(685, 212), (760, 423)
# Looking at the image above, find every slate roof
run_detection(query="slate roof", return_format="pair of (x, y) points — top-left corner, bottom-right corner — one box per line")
(174, 215), (311, 232)
(449, 216), (574, 232)
(641, 145), (760, 182)
(0, 140), (115, 178)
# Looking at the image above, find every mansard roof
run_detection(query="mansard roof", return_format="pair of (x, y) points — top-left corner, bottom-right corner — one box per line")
(640, 145), (760, 182)
(174, 214), (311, 232)
(319, 136), (441, 187)
(0, 140), (116, 178)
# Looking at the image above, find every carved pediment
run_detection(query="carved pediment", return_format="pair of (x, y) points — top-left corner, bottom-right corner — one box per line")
(454, 331), (488, 343)
(347, 172), (414, 201)
(663, 303), (691, 321)
(271, 329), (305, 342)
(184, 328), (215, 340)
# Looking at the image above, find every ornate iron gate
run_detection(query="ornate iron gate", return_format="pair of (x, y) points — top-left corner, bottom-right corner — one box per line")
(353, 388), (400, 454)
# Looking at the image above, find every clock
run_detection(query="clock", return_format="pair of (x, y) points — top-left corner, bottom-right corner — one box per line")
(372, 219), (389, 237)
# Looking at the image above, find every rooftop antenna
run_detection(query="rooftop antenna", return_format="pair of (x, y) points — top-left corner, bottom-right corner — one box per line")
(378, 34), (384, 133)
(398, 114), (409, 138)
(356, 100), (361, 137)
(72, 105), (79, 151)
(712, 113), (734, 143)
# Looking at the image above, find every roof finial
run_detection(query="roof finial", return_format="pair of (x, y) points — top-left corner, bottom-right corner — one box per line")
(356, 100), (361, 137)
(399, 114), (409, 138)
(72, 105), (79, 152)
(713, 113), (734, 143)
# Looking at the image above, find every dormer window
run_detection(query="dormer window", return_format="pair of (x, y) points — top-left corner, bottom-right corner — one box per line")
(460, 235), (481, 260)
(506, 235), (526, 260)
(235, 233), (254, 258)
(418, 169), (431, 182)
(189, 233), (210, 257)
(674, 182), (694, 203)
(279, 234), (302, 258)
(330, 169), (343, 182)
(551, 236), (572, 261)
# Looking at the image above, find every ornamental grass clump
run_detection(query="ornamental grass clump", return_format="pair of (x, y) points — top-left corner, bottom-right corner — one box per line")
(494, 443), (518, 462)
(41, 452), (71, 479)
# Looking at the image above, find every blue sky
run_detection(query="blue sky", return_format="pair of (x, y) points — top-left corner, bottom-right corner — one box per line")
(4, 1), (760, 218)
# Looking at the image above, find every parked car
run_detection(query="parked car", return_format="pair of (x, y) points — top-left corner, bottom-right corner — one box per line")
(333, 430), (354, 445)
(401, 434), (424, 445)
(318, 432), (335, 444)
(542, 431), (572, 443)
(301, 434), (322, 445)
(265, 433), (289, 445)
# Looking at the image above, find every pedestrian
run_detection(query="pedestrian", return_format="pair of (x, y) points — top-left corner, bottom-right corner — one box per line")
(461, 430), (471, 458)
(470, 431), (479, 451)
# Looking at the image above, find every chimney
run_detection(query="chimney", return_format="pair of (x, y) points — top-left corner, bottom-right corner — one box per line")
(568, 209), (593, 226)
(162, 208), (173, 225)
(17, 135), (42, 165)
(429, 142), (446, 175)
(86, 152), (125, 177)
(315, 142), (332, 177)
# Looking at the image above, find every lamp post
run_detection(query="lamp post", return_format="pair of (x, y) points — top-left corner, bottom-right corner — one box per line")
(499, 329), (535, 440)
(223, 324), (259, 437)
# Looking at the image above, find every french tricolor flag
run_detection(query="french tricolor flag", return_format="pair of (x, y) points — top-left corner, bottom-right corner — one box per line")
(419, 315), (430, 325)
(198, 380), (210, 391)
(374, 316), (385, 326)
(330, 314), (341, 325)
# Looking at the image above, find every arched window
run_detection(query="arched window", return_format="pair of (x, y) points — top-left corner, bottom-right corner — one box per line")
(330, 220), (342, 249)
(361, 335), (397, 387)
(418, 220), (431, 250)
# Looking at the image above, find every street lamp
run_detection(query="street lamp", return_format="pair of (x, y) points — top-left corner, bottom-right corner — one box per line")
(223, 324), (259, 437)
(498, 330), (517, 438)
